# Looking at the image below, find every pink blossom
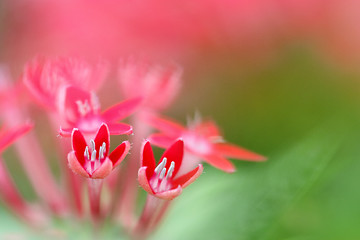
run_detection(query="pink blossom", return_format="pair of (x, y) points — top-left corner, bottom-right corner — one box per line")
(138, 140), (203, 200)
(58, 86), (141, 137)
(23, 56), (108, 110)
(67, 123), (130, 179)
(145, 114), (266, 173)
(118, 58), (182, 111)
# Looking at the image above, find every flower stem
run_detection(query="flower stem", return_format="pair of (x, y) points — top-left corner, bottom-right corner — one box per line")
(2, 109), (68, 216)
(115, 113), (151, 228)
(133, 195), (171, 239)
(88, 179), (103, 222)
(0, 158), (47, 226)
(50, 114), (84, 218)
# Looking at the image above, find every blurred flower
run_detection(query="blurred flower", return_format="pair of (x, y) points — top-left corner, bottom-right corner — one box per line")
(68, 123), (130, 179)
(118, 58), (182, 112)
(145, 114), (266, 173)
(58, 85), (141, 137)
(138, 140), (203, 200)
(23, 56), (108, 110)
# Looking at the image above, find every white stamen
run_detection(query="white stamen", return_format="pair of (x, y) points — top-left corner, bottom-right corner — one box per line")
(102, 142), (106, 155)
(159, 168), (166, 180)
(91, 150), (97, 162)
(76, 99), (92, 116)
(167, 161), (175, 179)
(84, 146), (90, 159)
(99, 142), (106, 159)
(90, 139), (95, 152)
(155, 157), (167, 174)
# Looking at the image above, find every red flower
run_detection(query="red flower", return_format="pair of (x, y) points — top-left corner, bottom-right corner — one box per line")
(138, 140), (203, 200)
(23, 56), (108, 111)
(0, 123), (33, 153)
(118, 58), (182, 111)
(145, 114), (266, 173)
(58, 86), (141, 137)
(67, 123), (130, 179)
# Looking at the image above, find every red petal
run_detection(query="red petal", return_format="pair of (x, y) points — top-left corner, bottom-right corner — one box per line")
(58, 126), (72, 137)
(101, 97), (142, 122)
(107, 123), (133, 135)
(195, 120), (222, 138)
(141, 141), (156, 180)
(202, 154), (236, 173)
(142, 113), (185, 136)
(138, 167), (155, 194)
(172, 164), (203, 188)
(71, 128), (87, 166)
(155, 185), (182, 200)
(91, 158), (113, 179)
(160, 139), (183, 177)
(109, 141), (130, 168)
(147, 133), (174, 148)
(0, 123), (33, 153)
(67, 152), (90, 178)
(214, 143), (266, 161)
(94, 123), (110, 158)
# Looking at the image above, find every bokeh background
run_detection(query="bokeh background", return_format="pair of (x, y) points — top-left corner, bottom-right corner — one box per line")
(1, 0), (360, 239)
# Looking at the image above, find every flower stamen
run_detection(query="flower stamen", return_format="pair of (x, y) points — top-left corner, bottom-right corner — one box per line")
(84, 146), (90, 159)
(84, 140), (106, 174)
(90, 139), (95, 152)
(76, 99), (92, 116)
(151, 159), (176, 192)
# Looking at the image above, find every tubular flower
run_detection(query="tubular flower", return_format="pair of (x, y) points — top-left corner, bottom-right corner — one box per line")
(58, 86), (141, 137)
(145, 114), (266, 173)
(138, 140), (203, 200)
(67, 123), (130, 179)
(118, 58), (182, 111)
(23, 56), (108, 110)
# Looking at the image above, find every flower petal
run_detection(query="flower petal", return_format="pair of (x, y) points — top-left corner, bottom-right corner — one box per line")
(109, 141), (130, 168)
(142, 113), (185, 136)
(160, 139), (183, 177)
(22, 56), (58, 110)
(57, 86), (98, 125)
(91, 157), (113, 179)
(71, 128), (87, 166)
(67, 151), (90, 178)
(94, 123), (110, 158)
(141, 141), (156, 180)
(138, 166), (155, 194)
(0, 123), (33, 153)
(172, 164), (203, 189)
(107, 123), (133, 135)
(214, 143), (267, 161)
(155, 185), (182, 200)
(147, 133), (174, 148)
(101, 97), (142, 122)
(202, 154), (236, 173)
(194, 120), (222, 138)
(58, 126), (73, 137)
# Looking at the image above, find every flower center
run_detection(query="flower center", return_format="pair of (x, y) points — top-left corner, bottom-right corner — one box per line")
(183, 132), (211, 155)
(77, 116), (103, 133)
(76, 99), (93, 116)
(83, 139), (106, 174)
(150, 157), (175, 193)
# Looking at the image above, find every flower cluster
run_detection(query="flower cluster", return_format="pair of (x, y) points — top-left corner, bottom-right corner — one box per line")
(0, 57), (265, 238)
